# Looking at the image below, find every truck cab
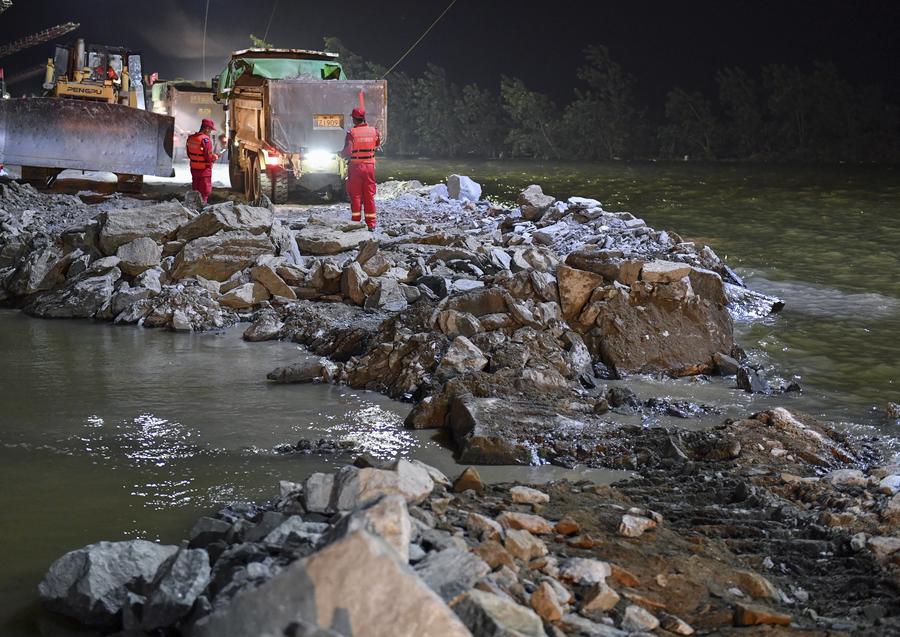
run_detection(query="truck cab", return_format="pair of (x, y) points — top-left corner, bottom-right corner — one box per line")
(215, 48), (387, 203)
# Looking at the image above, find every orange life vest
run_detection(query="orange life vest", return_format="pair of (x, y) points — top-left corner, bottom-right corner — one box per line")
(348, 124), (378, 165)
(186, 132), (212, 171)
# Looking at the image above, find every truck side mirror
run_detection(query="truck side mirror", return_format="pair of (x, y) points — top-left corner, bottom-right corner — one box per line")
(211, 76), (220, 100)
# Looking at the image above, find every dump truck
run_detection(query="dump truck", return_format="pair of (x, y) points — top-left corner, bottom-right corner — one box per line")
(0, 38), (174, 192)
(214, 48), (387, 203)
(151, 80), (226, 161)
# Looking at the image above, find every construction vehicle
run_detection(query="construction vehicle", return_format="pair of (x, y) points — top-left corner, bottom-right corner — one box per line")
(214, 48), (387, 203)
(0, 38), (174, 192)
(151, 80), (226, 161)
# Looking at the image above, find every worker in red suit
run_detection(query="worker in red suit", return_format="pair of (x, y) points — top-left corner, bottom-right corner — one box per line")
(186, 118), (219, 203)
(341, 107), (380, 230)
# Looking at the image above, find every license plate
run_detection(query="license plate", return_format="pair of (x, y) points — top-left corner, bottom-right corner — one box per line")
(314, 114), (343, 129)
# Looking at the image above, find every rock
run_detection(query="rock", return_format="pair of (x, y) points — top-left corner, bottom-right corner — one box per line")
(737, 366), (770, 393)
(26, 268), (120, 319)
(823, 468), (868, 489)
(581, 582), (620, 612)
(38, 540), (178, 628)
(621, 605), (660, 632)
(504, 529), (547, 562)
(878, 475), (900, 495)
(176, 202), (273, 242)
(452, 589), (547, 637)
(325, 494), (412, 562)
(867, 536), (900, 562)
(659, 613), (695, 635)
(171, 309), (192, 331)
(295, 216), (372, 255)
(440, 336), (488, 374)
(448, 175), (482, 202)
(558, 558), (611, 587)
(303, 472), (336, 514)
(114, 237), (162, 276)
(531, 581), (564, 621)
(467, 512), (504, 541)
(219, 282), (270, 309)
(617, 514), (657, 538)
(331, 459), (435, 510)
(369, 277), (408, 312)
(559, 614), (626, 637)
(510, 486), (549, 505)
(689, 267), (728, 305)
(172, 230), (275, 282)
(437, 310), (483, 338)
(731, 569), (778, 599)
(473, 541), (517, 572)
(518, 185), (554, 221)
(497, 511), (553, 535)
(453, 467), (485, 493)
(98, 201), (194, 254)
(733, 603), (791, 627)
(243, 312), (284, 341)
(714, 351), (740, 375)
(188, 517), (230, 549)
(141, 548), (211, 630)
(192, 530), (471, 637)
(341, 261), (369, 305)
(640, 260), (692, 283)
(554, 517), (581, 536)
(888, 402), (900, 419)
(556, 265), (605, 321)
(251, 264), (296, 299)
(266, 359), (325, 383)
(415, 548), (490, 602)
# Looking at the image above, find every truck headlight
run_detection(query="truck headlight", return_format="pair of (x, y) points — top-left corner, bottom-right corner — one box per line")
(305, 149), (334, 170)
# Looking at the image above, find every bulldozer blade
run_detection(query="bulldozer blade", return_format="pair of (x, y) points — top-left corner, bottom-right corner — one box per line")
(0, 98), (174, 177)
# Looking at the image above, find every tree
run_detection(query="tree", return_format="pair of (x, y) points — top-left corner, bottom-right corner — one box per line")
(658, 88), (719, 159)
(249, 35), (274, 49)
(413, 64), (462, 156)
(500, 76), (563, 159)
(454, 84), (507, 157)
(717, 67), (764, 157)
(566, 45), (642, 159)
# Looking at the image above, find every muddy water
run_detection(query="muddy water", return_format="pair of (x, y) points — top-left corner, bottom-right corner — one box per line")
(383, 160), (900, 434)
(0, 311), (627, 636)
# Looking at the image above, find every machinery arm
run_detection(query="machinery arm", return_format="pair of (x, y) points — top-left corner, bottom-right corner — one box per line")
(0, 22), (79, 59)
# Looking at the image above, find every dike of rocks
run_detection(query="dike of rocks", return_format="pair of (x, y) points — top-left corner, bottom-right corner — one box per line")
(38, 409), (900, 635)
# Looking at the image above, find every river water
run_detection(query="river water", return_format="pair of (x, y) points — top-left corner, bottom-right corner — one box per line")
(2, 160), (899, 634)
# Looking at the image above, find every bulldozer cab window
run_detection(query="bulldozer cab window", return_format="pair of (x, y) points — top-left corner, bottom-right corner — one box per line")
(322, 64), (341, 80)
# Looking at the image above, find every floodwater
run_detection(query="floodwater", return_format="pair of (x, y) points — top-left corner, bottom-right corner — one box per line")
(383, 159), (900, 430)
(0, 312), (625, 636)
(2, 159), (899, 634)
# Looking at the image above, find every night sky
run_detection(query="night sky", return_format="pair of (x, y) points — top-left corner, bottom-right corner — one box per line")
(2, 0), (899, 102)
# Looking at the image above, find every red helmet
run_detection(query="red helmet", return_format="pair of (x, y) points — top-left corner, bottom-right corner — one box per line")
(351, 107), (366, 120)
(201, 118), (217, 131)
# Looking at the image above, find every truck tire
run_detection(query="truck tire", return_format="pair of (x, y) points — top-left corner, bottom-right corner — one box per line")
(229, 153), (245, 193)
(244, 155), (260, 203)
(259, 169), (289, 204)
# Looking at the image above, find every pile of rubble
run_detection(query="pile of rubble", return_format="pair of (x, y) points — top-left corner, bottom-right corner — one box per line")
(38, 409), (900, 635)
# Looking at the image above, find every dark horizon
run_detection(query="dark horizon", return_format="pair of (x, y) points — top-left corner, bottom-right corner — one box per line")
(2, 0), (899, 102)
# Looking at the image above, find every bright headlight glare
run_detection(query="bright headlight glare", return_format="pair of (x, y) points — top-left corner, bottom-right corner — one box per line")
(305, 149), (334, 168)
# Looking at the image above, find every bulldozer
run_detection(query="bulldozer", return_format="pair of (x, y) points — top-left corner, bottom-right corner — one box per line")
(0, 38), (174, 192)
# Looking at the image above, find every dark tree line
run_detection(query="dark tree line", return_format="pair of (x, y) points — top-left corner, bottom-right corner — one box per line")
(325, 37), (900, 162)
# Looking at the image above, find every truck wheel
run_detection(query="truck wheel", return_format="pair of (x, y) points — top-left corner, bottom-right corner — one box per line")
(229, 154), (245, 193)
(271, 172), (289, 204)
(244, 156), (260, 203)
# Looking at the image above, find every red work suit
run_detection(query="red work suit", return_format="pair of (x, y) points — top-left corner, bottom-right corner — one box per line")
(186, 132), (218, 202)
(341, 123), (380, 229)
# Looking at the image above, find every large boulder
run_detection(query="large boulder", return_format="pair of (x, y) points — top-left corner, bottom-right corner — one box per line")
(141, 548), (211, 630)
(448, 175), (482, 202)
(295, 215), (372, 255)
(251, 264), (296, 299)
(115, 237), (162, 276)
(439, 336), (488, 375)
(26, 268), (121, 318)
(38, 540), (178, 628)
(99, 201), (194, 254)
(587, 281), (733, 376)
(323, 494), (412, 561)
(556, 265), (605, 321)
(176, 202), (274, 242)
(452, 589), (546, 637)
(332, 459), (435, 510)
(449, 394), (581, 465)
(219, 282), (270, 309)
(191, 530), (472, 637)
(518, 185), (554, 221)
(171, 230), (274, 281)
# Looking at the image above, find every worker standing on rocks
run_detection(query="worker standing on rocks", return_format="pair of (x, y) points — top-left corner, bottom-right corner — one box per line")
(186, 118), (219, 204)
(341, 107), (380, 230)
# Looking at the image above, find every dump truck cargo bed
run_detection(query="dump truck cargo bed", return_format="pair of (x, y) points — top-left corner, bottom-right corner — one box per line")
(0, 98), (175, 177)
(266, 79), (387, 153)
